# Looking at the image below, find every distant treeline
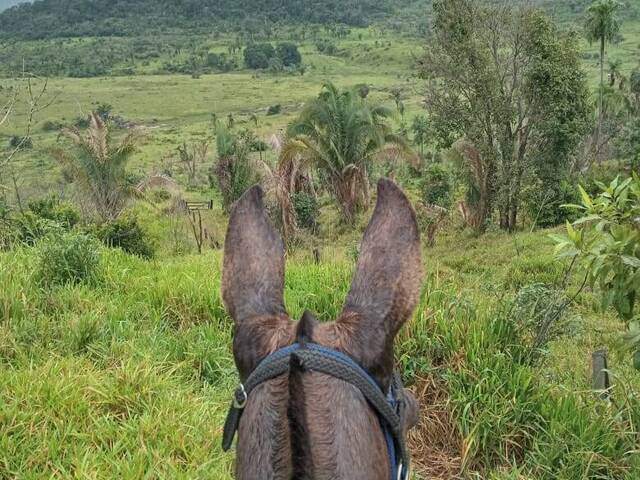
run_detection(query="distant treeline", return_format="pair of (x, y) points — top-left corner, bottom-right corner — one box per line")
(0, 0), (413, 40)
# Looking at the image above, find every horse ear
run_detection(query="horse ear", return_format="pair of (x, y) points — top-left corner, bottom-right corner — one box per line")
(222, 186), (291, 379)
(337, 178), (423, 386)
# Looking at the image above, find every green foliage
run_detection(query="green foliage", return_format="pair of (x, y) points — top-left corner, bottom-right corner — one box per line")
(504, 255), (564, 290)
(243, 43), (276, 69)
(584, 0), (622, 46)
(523, 178), (579, 228)
(12, 197), (80, 246)
(422, 1), (591, 231)
(55, 113), (140, 222)
(266, 104), (282, 116)
(34, 231), (101, 287)
(8, 136), (32, 150)
(553, 175), (640, 361)
(283, 81), (412, 222)
(291, 191), (319, 231)
(0, 0), (392, 40)
(213, 126), (259, 211)
(509, 283), (571, 364)
(315, 39), (338, 55)
(420, 163), (451, 208)
(95, 215), (155, 259)
(276, 42), (302, 66)
(411, 114), (429, 155)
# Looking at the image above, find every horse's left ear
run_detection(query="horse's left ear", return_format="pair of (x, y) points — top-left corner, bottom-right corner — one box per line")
(337, 178), (423, 387)
(222, 186), (292, 379)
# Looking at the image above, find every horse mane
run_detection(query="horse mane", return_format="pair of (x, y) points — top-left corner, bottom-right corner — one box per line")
(287, 311), (316, 479)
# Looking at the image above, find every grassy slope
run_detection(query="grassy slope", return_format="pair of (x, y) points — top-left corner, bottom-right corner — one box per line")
(1, 221), (639, 478)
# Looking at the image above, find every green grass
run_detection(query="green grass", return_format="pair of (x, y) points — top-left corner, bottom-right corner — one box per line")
(1, 224), (638, 478)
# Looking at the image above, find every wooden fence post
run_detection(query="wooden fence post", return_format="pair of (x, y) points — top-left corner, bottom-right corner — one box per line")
(592, 350), (611, 400)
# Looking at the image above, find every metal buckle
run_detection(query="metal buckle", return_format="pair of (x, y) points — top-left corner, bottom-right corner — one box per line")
(397, 462), (409, 480)
(233, 384), (248, 409)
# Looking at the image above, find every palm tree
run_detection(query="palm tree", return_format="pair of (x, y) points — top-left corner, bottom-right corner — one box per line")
(585, 0), (621, 147)
(280, 82), (413, 223)
(55, 112), (141, 222)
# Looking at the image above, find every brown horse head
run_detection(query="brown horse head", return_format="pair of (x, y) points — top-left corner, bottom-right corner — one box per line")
(222, 178), (423, 479)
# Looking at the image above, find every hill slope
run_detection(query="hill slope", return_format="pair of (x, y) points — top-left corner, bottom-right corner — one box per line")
(0, 0), (418, 39)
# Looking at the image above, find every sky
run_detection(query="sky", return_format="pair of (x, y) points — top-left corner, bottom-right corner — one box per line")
(0, 0), (29, 12)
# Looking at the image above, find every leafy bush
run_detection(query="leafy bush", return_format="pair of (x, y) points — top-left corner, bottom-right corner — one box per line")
(420, 163), (452, 207)
(509, 283), (570, 364)
(243, 43), (276, 69)
(315, 39), (338, 55)
(8, 136), (32, 150)
(34, 232), (101, 287)
(266, 104), (282, 116)
(213, 126), (260, 211)
(13, 197), (80, 246)
(524, 179), (578, 228)
(553, 175), (640, 365)
(276, 42), (302, 66)
(292, 192), (319, 231)
(28, 197), (80, 228)
(95, 215), (155, 259)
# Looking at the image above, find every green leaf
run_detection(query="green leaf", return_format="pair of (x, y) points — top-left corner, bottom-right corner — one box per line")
(621, 255), (640, 269)
(634, 350), (640, 370)
(578, 185), (593, 208)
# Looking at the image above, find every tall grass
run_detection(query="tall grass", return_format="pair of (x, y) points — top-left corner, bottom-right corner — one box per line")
(0, 228), (638, 478)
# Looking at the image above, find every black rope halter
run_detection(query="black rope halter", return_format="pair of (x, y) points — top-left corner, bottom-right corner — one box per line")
(222, 342), (410, 480)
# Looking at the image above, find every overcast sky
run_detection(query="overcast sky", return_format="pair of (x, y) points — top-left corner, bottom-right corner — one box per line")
(0, 0), (29, 12)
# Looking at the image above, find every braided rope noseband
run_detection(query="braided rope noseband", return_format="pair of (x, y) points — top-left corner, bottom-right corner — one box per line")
(222, 342), (410, 480)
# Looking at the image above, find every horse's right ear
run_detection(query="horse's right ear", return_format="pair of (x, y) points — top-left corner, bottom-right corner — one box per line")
(222, 186), (292, 379)
(337, 178), (423, 388)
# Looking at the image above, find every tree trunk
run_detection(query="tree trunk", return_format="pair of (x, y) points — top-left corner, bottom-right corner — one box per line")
(597, 35), (605, 156)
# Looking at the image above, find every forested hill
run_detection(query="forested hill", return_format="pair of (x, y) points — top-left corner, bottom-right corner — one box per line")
(0, 0), (419, 40)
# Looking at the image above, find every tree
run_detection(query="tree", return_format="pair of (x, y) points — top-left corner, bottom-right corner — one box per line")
(584, 0), (622, 151)
(420, 1), (591, 231)
(55, 113), (141, 222)
(213, 125), (259, 211)
(243, 43), (276, 69)
(276, 42), (302, 66)
(411, 114), (429, 156)
(280, 82), (413, 223)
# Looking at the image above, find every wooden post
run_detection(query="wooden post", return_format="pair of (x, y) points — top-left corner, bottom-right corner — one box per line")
(592, 350), (611, 400)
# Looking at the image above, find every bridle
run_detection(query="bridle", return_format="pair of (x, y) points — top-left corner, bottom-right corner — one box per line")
(222, 342), (411, 480)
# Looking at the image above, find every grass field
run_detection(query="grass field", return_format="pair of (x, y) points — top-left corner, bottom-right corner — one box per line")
(1, 222), (638, 478)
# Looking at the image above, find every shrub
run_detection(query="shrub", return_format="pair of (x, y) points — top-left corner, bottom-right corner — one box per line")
(34, 232), (101, 286)
(9, 136), (32, 150)
(28, 197), (80, 229)
(525, 179), (579, 228)
(276, 42), (302, 66)
(243, 43), (276, 69)
(267, 104), (282, 116)
(509, 283), (571, 364)
(421, 163), (452, 207)
(14, 212), (65, 246)
(96, 215), (155, 259)
(292, 192), (319, 231)
(13, 197), (79, 246)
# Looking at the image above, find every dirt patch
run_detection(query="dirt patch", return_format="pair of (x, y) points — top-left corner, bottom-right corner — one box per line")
(408, 375), (466, 480)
